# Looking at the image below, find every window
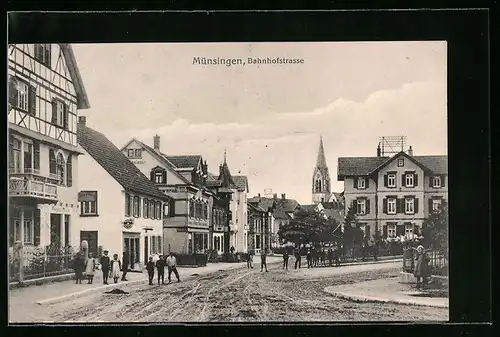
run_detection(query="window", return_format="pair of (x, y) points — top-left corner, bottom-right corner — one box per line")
(432, 176), (441, 188)
(315, 179), (322, 192)
(133, 196), (141, 217)
(56, 153), (65, 185)
(79, 191), (98, 216)
(17, 81), (29, 111)
(81, 201), (97, 215)
(256, 235), (261, 249)
(125, 193), (131, 216)
(163, 203), (169, 217)
(155, 202), (162, 220)
(34, 44), (51, 68)
(56, 100), (65, 126)
(387, 224), (397, 238)
(9, 77), (36, 114)
(387, 174), (396, 188)
(23, 212), (34, 244)
(149, 200), (155, 219)
(127, 149), (134, 158)
(143, 198), (149, 218)
(23, 142), (33, 172)
(49, 149), (57, 177)
(405, 198), (415, 214)
(357, 178), (365, 189)
(155, 172), (163, 184)
(387, 198), (397, 214)
(432, 199), (442, 212)
(398, 159), (404, 167)
(405, 173), (414, 187)
(405, 223), (414, 236)
(356, 199), (366, 215)
(134, 149), (142, 158)
(9, 138), (22, 173)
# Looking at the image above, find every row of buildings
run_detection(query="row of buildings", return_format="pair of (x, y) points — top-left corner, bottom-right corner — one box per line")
(7, 44), (448, 272)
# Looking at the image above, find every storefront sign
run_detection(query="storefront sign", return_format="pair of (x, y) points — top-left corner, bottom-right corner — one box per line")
(78, 191), (97, 202)
(130, 160), (145, 164)
(51, 205), (72, 214)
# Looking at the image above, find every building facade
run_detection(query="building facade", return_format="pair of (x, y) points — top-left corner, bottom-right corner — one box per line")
(247, 203), (272, 255)
(338, 148), (448, 240)
(77, 119), (168, 269)
(8, 44), (90, 258)
(121, 136), (212, 255)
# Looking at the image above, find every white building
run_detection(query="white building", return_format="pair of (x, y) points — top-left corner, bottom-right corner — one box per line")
(77, 119), (169, 269)
(8, 44), (90, 255)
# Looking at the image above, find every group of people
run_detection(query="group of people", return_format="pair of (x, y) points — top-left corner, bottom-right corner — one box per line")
(289, 247), (341, 270)
(72, 249), (181, 286)
(245, 250), (269, 272)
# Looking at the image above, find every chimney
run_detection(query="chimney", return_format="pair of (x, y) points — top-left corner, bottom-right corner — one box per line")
(281, 193), (286, 200)
(258, 193), (261, 197)
(408, 146), (413, 156)
(153, 134), (160, 151)
(273, 193), (277, 200)
(377, 143), (381, 157)
(78, 116), (86, 125)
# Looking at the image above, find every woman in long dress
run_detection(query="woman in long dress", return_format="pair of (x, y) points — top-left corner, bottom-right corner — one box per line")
(85, 253), (96, 284)
(110, 253), (122, 284)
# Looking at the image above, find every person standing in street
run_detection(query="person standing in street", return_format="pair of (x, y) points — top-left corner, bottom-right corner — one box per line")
(246, 250), (254, 269)
(110, 254), (122, 284)
(121, 250), (130, 281)
(306, 249), (313, 268)
(166, 252), (181, 283)
(146, 256), (155, 285)
(156, 255), (166, 285)
(260, 250), (269, 272)
(414, 245), (430, 289)
(73, 252), (85, 284)
(283, 250), (289, 270)
(85, 252), (96, 284)
(100, 250), (110, 285)
(294, 247), (302, 269)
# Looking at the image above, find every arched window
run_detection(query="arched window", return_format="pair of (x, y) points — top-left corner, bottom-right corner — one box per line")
(49, 149), (57, 176)
(56, 153), (65, 185)
(315, 179), (322, 192)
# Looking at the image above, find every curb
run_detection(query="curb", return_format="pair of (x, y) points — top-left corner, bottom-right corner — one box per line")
(324, 287), (448, 308)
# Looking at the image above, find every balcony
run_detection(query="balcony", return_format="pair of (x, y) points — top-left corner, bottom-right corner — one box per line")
(9, 176), (58, 203)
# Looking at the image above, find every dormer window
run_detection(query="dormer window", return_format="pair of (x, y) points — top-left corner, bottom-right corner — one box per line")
(134, 149), (142, 158)
(127, 149), (134, 158)
(150, 167), (167, 184)
(357, 177), (366, 189)
(432, 176), (441, 188)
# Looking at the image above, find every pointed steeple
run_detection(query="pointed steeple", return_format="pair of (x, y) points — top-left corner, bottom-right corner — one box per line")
(316, 136), (328, 168)
(218, 149), (235, 188)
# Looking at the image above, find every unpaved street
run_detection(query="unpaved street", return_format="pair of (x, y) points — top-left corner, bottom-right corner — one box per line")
(39, 261), (447, 322)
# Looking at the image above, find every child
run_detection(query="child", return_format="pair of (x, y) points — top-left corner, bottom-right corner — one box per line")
(85, 252), (96, 284)
(146, 256), (155, 285)
(73, 252), (85, 284)
(110, 253), (122, 284)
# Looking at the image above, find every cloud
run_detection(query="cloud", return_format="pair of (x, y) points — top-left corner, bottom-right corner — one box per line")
(103, 80), (446, 204)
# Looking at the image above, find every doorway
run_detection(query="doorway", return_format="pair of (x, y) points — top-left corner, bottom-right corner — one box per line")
(123, 235), (140, 270)
(144, 236), (149, 265)
(50, 214), (61, 248)
(80, 231), (98, 256)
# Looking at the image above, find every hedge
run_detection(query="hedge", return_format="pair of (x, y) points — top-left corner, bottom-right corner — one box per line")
(175, 253), (208, 267)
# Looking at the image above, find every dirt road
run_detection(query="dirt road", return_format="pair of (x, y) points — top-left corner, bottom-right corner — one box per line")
(41, 261), (447, 322)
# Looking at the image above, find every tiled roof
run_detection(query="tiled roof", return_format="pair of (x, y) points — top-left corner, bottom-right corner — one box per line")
(232, 175), (249, 192)
(273, 210), (291, 220)
(322, 202), (336, 209)
(338, 152), (448, 178)
(275, 198), (300, 213)
(301, 204), (317, 213)
(77, 124), (168, 200)
(248, 202), (266, 213)
(207, 172), (218, 181)
(248, 197), (275, 212)
(166, 155), (202, 169)
(206, 180), (222, 187)
(323, 208), (343, 223)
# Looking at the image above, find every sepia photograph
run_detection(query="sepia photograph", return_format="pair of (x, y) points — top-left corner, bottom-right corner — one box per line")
(8, 40), (449, 323)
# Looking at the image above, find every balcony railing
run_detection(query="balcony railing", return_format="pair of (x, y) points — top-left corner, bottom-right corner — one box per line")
(9, 177), (58, 201)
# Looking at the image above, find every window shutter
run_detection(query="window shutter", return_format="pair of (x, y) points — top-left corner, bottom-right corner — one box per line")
(401, 174), (406, 187)
(33, 141), (40, 170)
(162, 170), (167, 184)
(137, 197), (141, 217)
(63, 104), (69, 130)
(428, 199), (433, 213)
(351, 199), (356, 211)
(170, 199), (176, 217)
(414, 174), (418, 187)
(353, 177), (358, 189)
(51, 100), (57, 124)
(9, 77), (18, 108)
(150, 170), (155, 182)
(125, 193), (130, 217)
(34, 209), (41, 246)
(384, 174), (388, 187)
(9, 136), (14, 169)
(414, 197), (419, 213)
(66, 155), (72, 187)
(28, 85), (36, 115)
(366, 178), (370, 189)
(49, 150), (57, 174)
(441, 175), (446, 187)
(396, 198), (402, 213)
(44, 45), (51, 68)
(366, 199), (370, 214)
(383, 198), (387, 214)
(383, 225), (388, 238)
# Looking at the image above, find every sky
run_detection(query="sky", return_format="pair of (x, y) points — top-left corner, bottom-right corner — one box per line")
(72, 41), (447, 204)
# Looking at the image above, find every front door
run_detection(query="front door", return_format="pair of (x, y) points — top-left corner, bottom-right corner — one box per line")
(50, 214), (61, 248)
(80, 231), (98, 256)
(144, 236), (149, 264)
(123, 236), (140, 269)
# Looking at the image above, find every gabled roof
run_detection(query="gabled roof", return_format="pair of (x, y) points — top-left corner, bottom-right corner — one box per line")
(248, 197), (275, 212)
(301, 204), (317, 213)
(248, 202), (267, 213)
(121, 138), (190, 184)
(166, 155), (202, 169)
(273, 210), (291, 220)
(77, 124), (168, 200)
(275, 198), (300, 213)
(59, 44), (90, 110)
(232, 175), (249, 192)
(337, 151), (448, 179)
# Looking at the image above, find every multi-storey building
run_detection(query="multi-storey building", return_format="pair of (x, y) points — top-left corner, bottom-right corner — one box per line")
(337, 146), (448, 240)
(230, 175), (250, 253)
(8, 44), (90, 254)
(121, 136), (212, 254)
(247, 202), (272, 254)
(76, 118), (168, 268)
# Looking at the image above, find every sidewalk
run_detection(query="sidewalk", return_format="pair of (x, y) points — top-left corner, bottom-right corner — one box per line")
(324, 277), (449, 308)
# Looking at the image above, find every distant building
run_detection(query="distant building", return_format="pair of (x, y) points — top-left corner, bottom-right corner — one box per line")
(312, 136), (343, 204)
(77, 119), (168, 268)
(338, 146), (448, 241)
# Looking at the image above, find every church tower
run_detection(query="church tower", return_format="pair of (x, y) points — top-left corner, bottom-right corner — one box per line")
(312, 136), (331, 204)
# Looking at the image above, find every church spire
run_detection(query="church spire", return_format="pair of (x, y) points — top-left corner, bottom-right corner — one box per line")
(316, 136), (328, 168)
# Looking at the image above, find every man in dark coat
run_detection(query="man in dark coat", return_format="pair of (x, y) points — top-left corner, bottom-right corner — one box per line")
(294, 247), (302, 269)
(146, 256), (155, 285)
(99, 250), (111, 284)
(306, 249), (313, 268)
(156, 255), (166, 285)
(260, 250), (269, 272)
(73, 252), (85, 284)
(283, 250), (289, 270)
(121, 250), (130, 281)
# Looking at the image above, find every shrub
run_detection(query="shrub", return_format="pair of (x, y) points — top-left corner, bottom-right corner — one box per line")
(175, 253), (208, 267)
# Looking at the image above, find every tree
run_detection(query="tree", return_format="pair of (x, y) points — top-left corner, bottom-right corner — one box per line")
(277, 208), (328, 248)
(341, 204), (364, 258)
(422, 201), (448, 252)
